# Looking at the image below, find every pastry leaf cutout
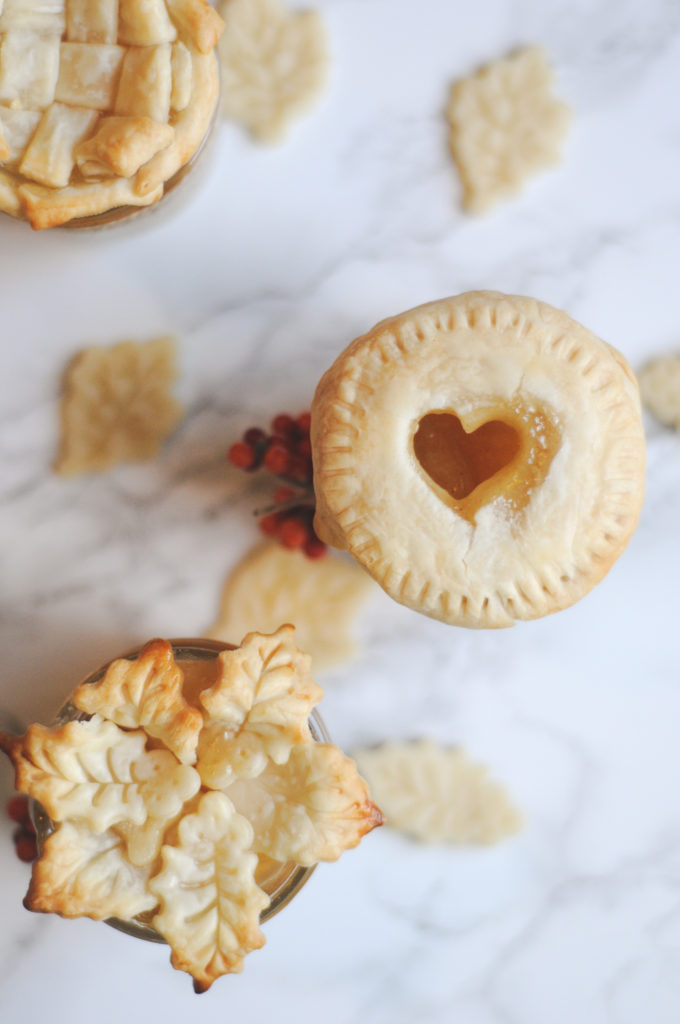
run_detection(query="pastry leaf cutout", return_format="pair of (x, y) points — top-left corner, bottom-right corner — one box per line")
(354, 739), (523, 845)
(150, 792), (269, 992)
(0, 717), (200, 834)
(25, 821), (157, 920)
(198, 625), (323, 787)
(208, 542), (375, 673)
(73, 638), (204, 765)
(228, 743), (383, 865)
(218, 0), (328, 142)
(55, 337), (183, 476)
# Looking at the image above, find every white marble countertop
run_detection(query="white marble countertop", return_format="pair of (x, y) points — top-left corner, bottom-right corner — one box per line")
(2, 1), (680, 1021)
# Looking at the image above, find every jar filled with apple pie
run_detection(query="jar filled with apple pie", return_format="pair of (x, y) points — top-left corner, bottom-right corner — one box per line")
(0, 0), (224, 229)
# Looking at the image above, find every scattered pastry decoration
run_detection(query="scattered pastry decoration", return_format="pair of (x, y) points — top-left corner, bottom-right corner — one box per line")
(447, 46), (571, 214)
(0, 0), (224, 228)
(55, 336), (184, 476)
(311, 291), (646, 628)
(354, 739), (522, 845)
(208, 541), (375, 673)
(228, 410), (328, 558)
(217, 0), (328, 142)
(0, 628), (383, 992)
(638, 354), (680, 430)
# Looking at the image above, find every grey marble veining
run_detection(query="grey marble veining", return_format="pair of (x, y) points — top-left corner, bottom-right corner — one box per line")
(2, 1), (680, 1021)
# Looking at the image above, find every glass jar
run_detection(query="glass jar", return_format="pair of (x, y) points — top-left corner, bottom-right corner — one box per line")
(31, 637), (328, 942)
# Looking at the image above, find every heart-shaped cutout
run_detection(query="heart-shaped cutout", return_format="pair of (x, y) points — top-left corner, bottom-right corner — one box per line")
(413, 406), (560, 522)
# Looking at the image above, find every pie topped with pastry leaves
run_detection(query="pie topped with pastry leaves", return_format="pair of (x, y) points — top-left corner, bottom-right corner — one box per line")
(0, 628), (383, 991)
(0, 0), (223, 227)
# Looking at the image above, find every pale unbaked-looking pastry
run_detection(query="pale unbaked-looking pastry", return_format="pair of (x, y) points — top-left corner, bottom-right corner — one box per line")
(638, 354), (680, 430)
(311, 292), (645, 628)
(217, 0), (328, 142)
(0, 0), (223, 228)
(447, 46), (571, 214)
(208, 541), (375, 673)
(55, 336), (184, 476)
(354, 739), (522, 846)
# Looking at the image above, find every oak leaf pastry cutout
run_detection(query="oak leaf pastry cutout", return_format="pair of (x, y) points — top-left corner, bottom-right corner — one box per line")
(0, 629), (381, 991)
(217, 0), (328, 142)
(208, 541), (375, 673)
(55, 336), (184, 476)
(447, 46), (571, 214)
(198, 625), (323, 788)
(72, 638), (203, 765)
(311, 292), (646, 628)
(354, 739), (522, 845)
(228, 742), (384, 864)
(0, 0), (223, 228)
(149, 791), (269, 990)
(638, 354), (680, 430)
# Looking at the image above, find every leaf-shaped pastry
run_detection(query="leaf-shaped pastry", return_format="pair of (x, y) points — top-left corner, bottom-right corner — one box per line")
(217, 0), (328, 142)
(208, 542), (375, 673)
(149, 791), (269, 991)
(353, 739), (523, 845)
(25, 821), (156, 921)
(73, 638), (203, 765)
(197, 625), (322, 788)
(447, 46), (571, 214)
(228, 743), (383, 865)
(0, 718), (200, 834)
(54, 337), (184, 476)
(638, 353), (680, 429)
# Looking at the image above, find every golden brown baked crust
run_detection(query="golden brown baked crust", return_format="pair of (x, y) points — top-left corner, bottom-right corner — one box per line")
(0, 1), (223, 228)
(0, 628), (382, 990)
(311, 292), (646, 628)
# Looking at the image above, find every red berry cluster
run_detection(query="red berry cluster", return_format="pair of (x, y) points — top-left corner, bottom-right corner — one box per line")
(6, 794), (37, 863)
(227, 412), (326, 559)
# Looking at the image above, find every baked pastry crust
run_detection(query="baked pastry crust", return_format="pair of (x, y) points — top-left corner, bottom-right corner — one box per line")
(311, 292), (645, 628)
(0, 629), (382, 990)
(0, 0), (223, 227)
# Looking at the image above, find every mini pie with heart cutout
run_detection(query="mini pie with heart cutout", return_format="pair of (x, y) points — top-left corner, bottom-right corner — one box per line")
(311, 292), (645, 628)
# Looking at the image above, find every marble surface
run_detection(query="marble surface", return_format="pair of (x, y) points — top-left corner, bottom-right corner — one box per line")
(2, 1), (680, 1021)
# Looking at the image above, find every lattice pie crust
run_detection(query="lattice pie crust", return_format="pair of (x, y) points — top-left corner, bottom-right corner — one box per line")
(0, 0), (223, 227)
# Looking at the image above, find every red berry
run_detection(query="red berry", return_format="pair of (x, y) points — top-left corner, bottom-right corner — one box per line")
(243, 427), (268, 447)
(304, 536), (327, 559)
(288, 455), (313, 483)
(6, 795), (31, 828)
(279, 516), (309, 549)
(259, 512), (282, 536)
(264, 444), (291, 475)
(296, 412), (311, 435)
(271, 414), (297, 440)
(228, 441), (257, 470)
(273, 485), (296, 504)
(296, 437), (312, 458)
(14, 831), (37, 863)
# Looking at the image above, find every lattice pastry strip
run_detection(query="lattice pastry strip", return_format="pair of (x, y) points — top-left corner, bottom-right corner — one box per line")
(0, 32), (61, 108)
(118, 0), (176, 45)
(20, 103), (98, 187)
(65, 0), (118, 43)
(54, 42), (125, 110)
(0, 0), (65, 34)
(0, 108), (41, 164)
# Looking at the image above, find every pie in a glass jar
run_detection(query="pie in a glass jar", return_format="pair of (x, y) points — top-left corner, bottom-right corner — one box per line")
(0, 0), (223, 228)
(311, 292), (646, 628)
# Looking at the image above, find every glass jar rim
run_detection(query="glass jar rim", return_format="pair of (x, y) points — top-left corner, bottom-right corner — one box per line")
(31, 636), (329, 942)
